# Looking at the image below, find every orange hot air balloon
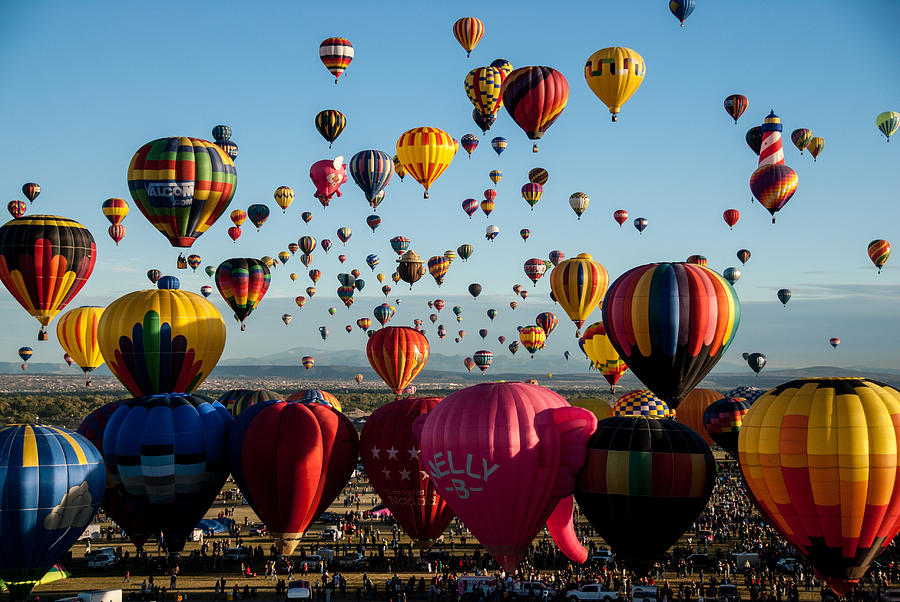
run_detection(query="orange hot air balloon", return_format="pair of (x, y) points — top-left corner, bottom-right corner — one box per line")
(674, 388), (720, 446)
(366, 326), (429, 396)
(396, 127), (457, 199)
(549, 253), (608, 337)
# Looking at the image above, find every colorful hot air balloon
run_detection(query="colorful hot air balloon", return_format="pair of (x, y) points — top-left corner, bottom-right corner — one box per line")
(360, 397), (454, 547)
(613, 389), (674, 418)
(101, 197), (129, 226)
(215, 258), (271, 331)
(739, 378), (900, 595)
(452, 17), (484, 57)
(723, 209), (740, 229)
(395, 127), (457, 198)
(349, 150), (394, 208)
(579, 321), (628, 391)
(127, 137), (236, 247)
(634, 217), (648, 233)
(574, 416), (715, 566)
(584, 47), (645, 122)
(56, 306), (104, 385)
(465, 68), (504, 125)
(519, 228), (530, 242)
(877, 111), (900, 142)
(310, 157), (349, 208)
(528, 167), (549, 185)
(669, 0), (695, 25)
(868, 239), (890, 273)
(737, 249), (751, 265)
(701, 396), (751, 456)
(549, 252), (608, 337)
(366, 326), (429, 396)
(569, 192), (589, 219)
(807, 136), (825, 161)
(519, 325), (546, 356)
(472, 349), (493, 372)
(462, 198), (479, 218)
(22, 183), (41, 203)
(274, 186), (294, 213)
(829, 337), (841, 349)
(228, 400), (357, 554)
(107, 224), (126, 245)
(536, 311), (558, 337)
(319, 37), (353, 83)
(0, 425), (106, 601)
(750, 164), (798, 223)
(521, 183), (542, 210)
(186, 254), (201, 271)
(0, 215), (96, 340)
(673, 388), (721, 446)
(374, 303), (396, 327)
(480, 198), (495, 217)
(7, 200), (26, 220)
(491, 137), (507, 156)
(315, 110), (346, 147)
(301, 356), (315, 370)
(103, 393), (232, 553)
(613, 209), (628, 227)
(218, 389), (284, 419)
(417, 382), (597, 572)
(746, 126), (763, 155)
(791, 128), (812, 154)
(777, 288), (792, 306)
(146, 269), (162, 284)
(460, 134), (479, 157)
(427, 256), (451, 286)
(230, 209), (246, 227)
(501, 66), (569, 152)
(247, 204), (269, 230)
(285, 389), (343, 411)
(524, 258), (547, 285)
(602, 262), (740, 409)
(723, 94), (748, 123)
(334, 226), (351, 245)
(489, 169), (502, 184)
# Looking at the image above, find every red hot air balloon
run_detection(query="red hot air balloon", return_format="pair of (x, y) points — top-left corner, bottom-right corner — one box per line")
(366, 326), (429, 396)
(724, 94), (749, 124)
(227, 400), (359, 555)
(723, 209), (740, 229)
(360, 397), (455, 548)
(416, 382), (597, 572)
(613, 209), (628, 227)
(500, 66), (569, 152)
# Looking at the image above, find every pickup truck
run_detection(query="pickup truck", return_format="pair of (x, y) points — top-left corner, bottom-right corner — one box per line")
(566, 583), (620, 602)
(334, 553), (366, 569)
(589, 548), (616, 566)
(509, 582), (555, 600)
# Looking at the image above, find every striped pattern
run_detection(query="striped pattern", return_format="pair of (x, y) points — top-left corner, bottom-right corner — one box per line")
(395, 127), (457, 198)
(877, 111), (899, 141)
(0, 215), (97, 330)
(549, 252), (608, 334)
(579, 321), (628, 388)
(569, 192), (589, 218)
(101, 198), (129, 226)
(314, 110), (346, 145)
(22, 182), (40, 202)
(519, 325), (546, 355)
(634, 217), (648, 232)
(758, 111), (785, 167)
(535, 311), (558, 336)
(318, 37), (354, 82)
(791, 128), (812, 153)
(452, 17), (484, 57)
(366, 326), (429, 395)
(103, 393), (232, 553)
(528, 168), (548, 185)
(738, 378), (900, 594)
(807, 136), (825, 161)
(374, 303), (395, 326)
(465, 67), (504, 120)
(301, 356), (315, 369)
(490, 58), (512, 78)
(229, 209), (246, 226)
(723, 94), (748, 123)
(686, 254), (708, 266)
(490, 136), (507, 155)
(501, 66), (569, 140)
(337, 226), (351, 244)
(750, 164), (798, 222)
(127, 137), (236, 247)
(521, 183), (542, 208)
(702, 396), (750, 456)
(0, 424), (105, 600)
(602, 262), (740, 409)
(462, 198), (479, 218)
(218, 389), (284, 418)
(480, 199), (494, 216)
(427, 256), (450, 286)
(613, 389), (674, 418)
(7, 200), (27, 219)
(523, 258), (547, 284)
(392, 155), (406, 180)
(668, 0), (695, 24)
(473, 349), (493, 371)
(212, 125), (232, 141)
(56, 306), (104, 376)
(584, 47), (645, 120)
(285, 389), (343, 412)
(349, 150), (394, 204)
(867, 239), (890, 272)
(215, 258), (271, 323)
(274, 186), (294, 212)
(460, 134), (479, 157)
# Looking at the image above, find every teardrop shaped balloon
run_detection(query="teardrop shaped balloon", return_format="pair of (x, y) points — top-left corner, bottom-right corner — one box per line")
(452, 17), (484, 57)
(584, 47), (646, 122)
(315, 109), (346, 147)
(56, 306), (105, 385)
(349, 150), (394, 207)
(395, 127), (457, 199)
(319, 37), (354, 83)
(750, 164), (798, 223)
(366, 326), (429, 395)
(215, 258), (271, 329)
(723, 94), (748, 124)
(501, 66), (569, 151)
(549, 253), (608, 336)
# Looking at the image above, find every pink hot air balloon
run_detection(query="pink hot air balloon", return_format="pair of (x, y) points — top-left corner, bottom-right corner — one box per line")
(309, 157), (349, 208)
(415, 382), (597, 572)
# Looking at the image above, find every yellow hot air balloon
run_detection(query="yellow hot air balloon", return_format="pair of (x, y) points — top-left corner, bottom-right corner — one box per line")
(807, 136), (825, 161)
(584, 47), (646, 122)
(396, 127), (457, 198)
(569, 397), (615, 421)
(579, 321), (628, 391)
(56, 306), (105, 385)
(274, 186), (295, 212)
(465, 67), (504, 121)
(97, 278), (226, 396)
(549, 252), (609, 336)
(376, 272), (386, 283)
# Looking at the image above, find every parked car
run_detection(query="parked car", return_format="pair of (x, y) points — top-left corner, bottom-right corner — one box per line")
(631, 586), (658, 602)
(590, 548), (616, 566)
(334, 553), (366, 569)
(717, 584), (740, 602)
(509, 582), (555, 600)
(320, 526), (343, 541)
(775, 558), (798, 574)
(300, 555), (324, 572)
(319, 512), (343, 525)
(248, 522), (268, 536)
(223, 547), (251, 562)
(87, 552), (118, 569)
(566, 583), (620, 601)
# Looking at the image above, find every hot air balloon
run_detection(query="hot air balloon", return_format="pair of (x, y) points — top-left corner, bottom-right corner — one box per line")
(480, 198), (495, 218)
(22, 183), (40, 203)
(452, 16), (484, 57)
(528, 167), (549, 185)
(574, 416), (715, 567)
(569, 192), (589, 219)
(877, 111), (899, 142)
(737, 249), (751, 265)
(669, 0), (695, 25)
(461, 198), (479, 219)
(465, 68), (504, 126)
(273, 186), (294, 213)
(868, 239), (890, 273)
(107, 224), (126, 245)
(548, 250), (565, 267)
(284, 389), (343, 412)
(319, 326), (329, 340)
(702, 396), (751, 457)
(301, 356), (315, 370)
(350, 150), (394, 209)
(336, 227), (351, 245)
(453, 305), (463, 321)
(127, 137), (236, 247)
(395, 127), (456, 199)
(613, 209), (628, 227)
(613, 389), (674, 418)
(524, 258), (547, 285)
(508, 341), (520, 354)
(723, 94), (748, 123)
(777, 288), (792, 306)
(686, 255), (707, 267)
(7, 200), (26, 220)
(434, 299), (445, 311)
(723, 209), (740, 229)
(103, 393), (231, 553)
(549, 252), (608, 337)
(463, 357), (475, 372)
(584, 47), (645, 122)
(337, 286), (355, 308)
(486, 308), (498, 321)
(294, 296), (307, 310)
(468, 283), (482, 299)
(723, 267), (741, 285)
(602, 262), (740, 409)
(147, 269), (162, 284)
(791, 128), (812, 154)
(227, 226), (241, 242)
(0, 425), (106, 601)
(215, 258), (271, 331)
(186, 254), (201, 272)
(485, 225), (499, 241)
(301, 211), (313, 224)
(315, 109), (346, 147)
(490, 137), (507, 157)
(501, 66), (569, 152)
(277, 251), (291, 265)
(390, 236), (410, 256)
(829, 337), (840, 349)
(738, 378), (900, 595)
(17, 346), (32, 364)
(807, 137), (825, 161)
(354, 374), (363, 384)
(460, 134), (479, 158)
(218, 389), (284, 418)
(536, 311), (558, 337)
(673, 388), (721, 446)
(456, 244), (473, 262)
(521, 183), (542, 209)
(466, 349), (491, 373)
(319, 37), (353, 83)
(427, 256), (450, 286)
(101, 198), (129, 228)
(0, 215), (96, 340)
(747, 352), (766, 374)
(489, 169), (502, 185)
(750, 164), (798, 223)
(519, 325), (546, 356)
(360, 397), (454, 547)
(417, 382), (597, 572)
(745, 126), (763, 155)
(396, 250), (426, 289)
(56, 306), (104, 385)
(633, 217), (648, 233)
(579, 321), (628, 391)
(309, 157), (348, 208)
(366, 326), (429, 396)
(373, 303), (395, 327)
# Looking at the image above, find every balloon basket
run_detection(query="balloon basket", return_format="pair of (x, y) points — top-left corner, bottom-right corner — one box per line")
(38, 329), (48, 341)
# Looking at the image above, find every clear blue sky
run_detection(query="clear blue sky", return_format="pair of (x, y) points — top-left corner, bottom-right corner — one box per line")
(1, 1), (898, 374)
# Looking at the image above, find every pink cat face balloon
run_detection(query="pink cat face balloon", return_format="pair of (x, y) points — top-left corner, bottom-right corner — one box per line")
(310, 157), (348, 208)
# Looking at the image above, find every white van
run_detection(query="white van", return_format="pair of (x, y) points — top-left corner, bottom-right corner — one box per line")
(87, 552), (118, 569)
(631, 586), (658, 602)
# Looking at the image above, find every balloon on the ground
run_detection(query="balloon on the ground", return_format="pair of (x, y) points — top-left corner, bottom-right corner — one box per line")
(613, 390), (674, 418)
(218, 389), (284, 418)
(674, 388), (721, 446)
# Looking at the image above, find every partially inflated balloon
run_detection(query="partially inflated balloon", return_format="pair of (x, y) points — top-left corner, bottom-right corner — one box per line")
(417, 382), (597, 572)
(501, 66), (569, 151)
(674, 388), (720, 446)
(602, 262), (740, 409)
(739, 378), (900, 595)
(285, 389), (343, 412)
(127, 137), (236, 247)
(97, 279), (225, 396)
(215, 258), (271, 329)
(228, 400), (358, 554)
(218, 389), (284, 418)
(584, 47), (645, 122)
(56, 306), (104, 385)
(396, 127), (457, 199)
(361, 397), (455, 548)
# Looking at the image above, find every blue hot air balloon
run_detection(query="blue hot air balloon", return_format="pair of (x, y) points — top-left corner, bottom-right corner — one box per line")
(0, 425), (106, 600)
(102, 393), (232, 553)
(669, 0), (695, 25)
(349, 150), (394, 209)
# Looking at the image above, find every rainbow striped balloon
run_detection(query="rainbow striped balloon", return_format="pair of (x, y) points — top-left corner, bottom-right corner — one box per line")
(215, 258), (271, 327)
(602, 262), (740, 409)
(318, 37), (354, 83)
(56, 306), (104, 382)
